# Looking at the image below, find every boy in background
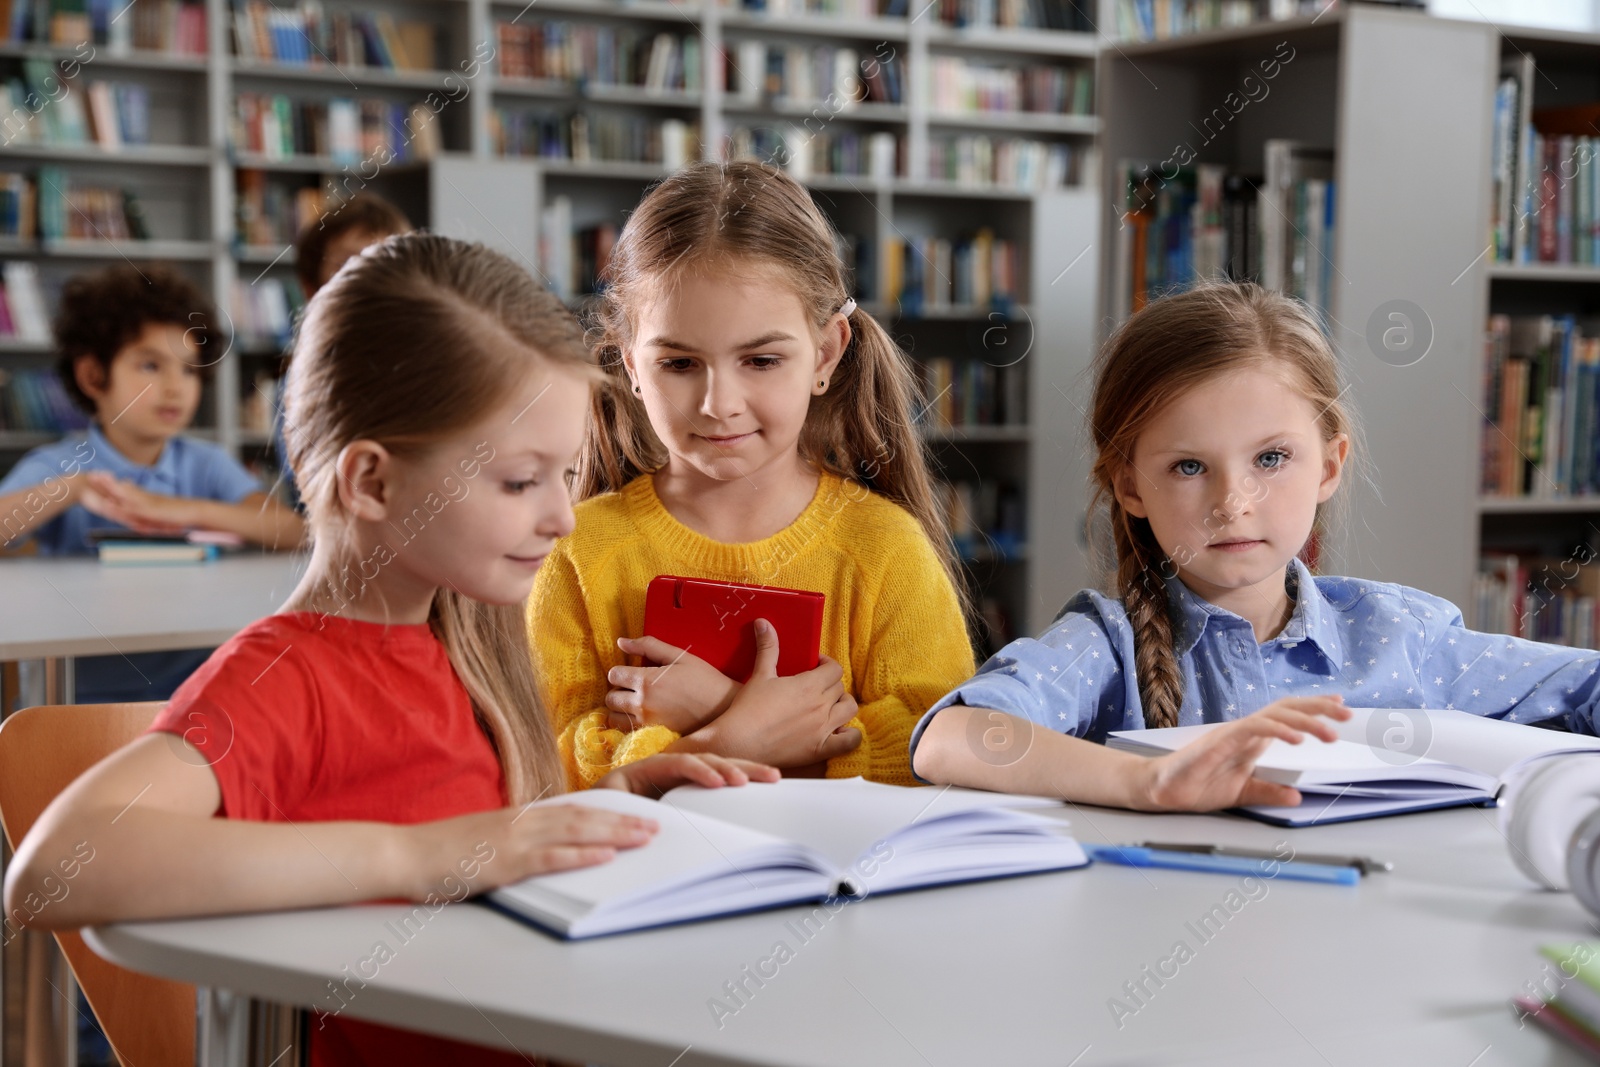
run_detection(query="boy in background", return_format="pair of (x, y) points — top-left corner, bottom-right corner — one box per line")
(273, 192), (413, 506)
(0, 263), (302, 700)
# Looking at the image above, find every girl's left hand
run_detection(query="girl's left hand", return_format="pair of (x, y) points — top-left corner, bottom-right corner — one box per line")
(605, 635), (741, 734)
(596, 753), (780, 798)
(81, 472), (194, 534)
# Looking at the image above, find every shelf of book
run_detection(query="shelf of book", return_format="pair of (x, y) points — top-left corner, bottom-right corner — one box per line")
(1098, 5), (1496, 615)
(0, 0), (1100, 645)
(1111, 2), (1339, 49)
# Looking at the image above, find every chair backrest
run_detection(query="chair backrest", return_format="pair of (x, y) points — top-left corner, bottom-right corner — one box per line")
(0, 703), (194, 1067)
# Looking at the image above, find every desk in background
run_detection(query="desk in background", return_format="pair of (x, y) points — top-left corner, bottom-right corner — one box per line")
(91, 803), (1594, 1066)
(2, 552), (304, 1066)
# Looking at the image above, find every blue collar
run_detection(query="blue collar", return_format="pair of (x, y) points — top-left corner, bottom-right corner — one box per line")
(1167, 558), (1344, 668)
(86, 421), (179, 484)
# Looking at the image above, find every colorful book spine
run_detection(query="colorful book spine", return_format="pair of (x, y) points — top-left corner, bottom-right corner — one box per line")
(926, 134), (1084, 190)
(1114, 0), (1326, 42)
(882, 229), (1018, 314)
(0, 368), (90, 433)
(928, 56), (1092, 116)
(491, 109), (699, 168)
(495, 21), (700, 93)
(1480, 313), (1600, 500)
(232, 93), (436, 164)
(232, 3), (437, 71)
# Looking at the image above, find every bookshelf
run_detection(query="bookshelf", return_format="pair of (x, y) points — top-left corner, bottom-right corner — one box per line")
(0, 0), (1101, 646)
(1096, 4), (1498, 616)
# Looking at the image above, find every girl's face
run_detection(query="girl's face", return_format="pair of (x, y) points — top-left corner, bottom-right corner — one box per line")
(623, 269), (846, 486)
(1113, 365), (1348, 607)
(383, 367), (590, 607)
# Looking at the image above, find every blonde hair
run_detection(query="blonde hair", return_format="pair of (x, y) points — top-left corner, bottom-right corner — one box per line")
(283, 233), (592, 803)
(1089, 282), (1353, 729)
(576, 159), (968, 610)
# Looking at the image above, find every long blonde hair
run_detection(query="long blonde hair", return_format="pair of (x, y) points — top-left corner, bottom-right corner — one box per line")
(576, 159), (967, 606)
(1089, 282), (1353, 729)
(283, 233), (591, 803)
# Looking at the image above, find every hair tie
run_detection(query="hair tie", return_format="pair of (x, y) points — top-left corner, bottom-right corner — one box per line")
(838, 297), (856, 317)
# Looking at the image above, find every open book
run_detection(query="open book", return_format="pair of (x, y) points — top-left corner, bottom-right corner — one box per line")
(1109, 707), (1600, 827)
(485, 778), (1087, 939)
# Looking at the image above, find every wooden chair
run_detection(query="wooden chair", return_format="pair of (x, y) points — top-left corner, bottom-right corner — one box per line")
(0, 703), (194, 1067)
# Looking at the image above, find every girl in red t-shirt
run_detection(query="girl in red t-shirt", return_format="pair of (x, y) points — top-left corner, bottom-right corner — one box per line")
(4, 233), (778, 1066)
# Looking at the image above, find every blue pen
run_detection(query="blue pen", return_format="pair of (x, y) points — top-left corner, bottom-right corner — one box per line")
(1084, 844), (1360, 886)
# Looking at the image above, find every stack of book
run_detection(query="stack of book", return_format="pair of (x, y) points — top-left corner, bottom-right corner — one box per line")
(724, 41), (904, 106)
(231, 276), (303, 350)
(883, 228), (1019, 313)
(1514, 943), (1600, 1059)
(0, 175), (37, 240)
(935, 0), (1094, 30)
(235, 170), (326, 247)
(36, 166), (150, 240)
(491, 111), (698, 168)
(940, 478), (1025, 561)
(1473, 553), (1599, 644)
(0, 369), (88, 434)
(0, 262), (50, 342)
(1479, 314), (1600, 501)
(724, 126), (900, 181)
(1113, 0), (1329, 41)
(920, 357), (1027, 429)
(495, 21), (701, 93)
(1112, 141), (1332, 322)
(4, 0), (207, 52)
(231, 2), (437, 70)
(928, 56), (1092, 116)
(926, 134), (1083, 190)
(232, 93), (440, 164)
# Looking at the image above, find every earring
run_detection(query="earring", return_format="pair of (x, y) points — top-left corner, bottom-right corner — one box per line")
(633, 383), (641, 395)
(817, 379), (827, 391)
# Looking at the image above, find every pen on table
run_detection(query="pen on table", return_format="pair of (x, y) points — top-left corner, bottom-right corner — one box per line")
(1134, 841), (1393, 875)
(1083, 844), (1361, 886)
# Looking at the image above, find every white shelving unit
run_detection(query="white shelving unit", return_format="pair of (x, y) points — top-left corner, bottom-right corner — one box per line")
(0, 0), (1100, 639)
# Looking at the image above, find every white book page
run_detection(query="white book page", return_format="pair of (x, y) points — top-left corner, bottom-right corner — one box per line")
(1332, 707), (1600, 781)
(1108, 724), (1491, 789)
(492, 790), (820, 918)
(662, 778), (1065, 872)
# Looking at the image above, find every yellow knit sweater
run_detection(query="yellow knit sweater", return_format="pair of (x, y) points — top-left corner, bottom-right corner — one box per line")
(528, 471), (976, 789)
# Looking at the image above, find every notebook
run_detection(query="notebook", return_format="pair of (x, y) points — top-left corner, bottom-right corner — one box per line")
(1108, 707), (1600, 826)
(484, 778), (1087, 939)
(642, 575), (824, 681)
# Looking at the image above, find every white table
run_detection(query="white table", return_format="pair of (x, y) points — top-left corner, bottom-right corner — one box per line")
(0, 553), (306, 703)
(0, 552), (304, 1064)
(88, 801), (1595, 1067)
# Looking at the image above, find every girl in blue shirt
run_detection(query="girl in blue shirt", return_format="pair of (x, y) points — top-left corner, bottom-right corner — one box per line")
(910, 281), (1599, 810)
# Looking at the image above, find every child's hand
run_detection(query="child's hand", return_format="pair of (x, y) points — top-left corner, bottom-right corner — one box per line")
(404, 803), (660, 901)
(1134, 696), (1351, 812)
(676, 619), (863, 768)
(78, 473), (192, 534)
(605, 635), (741, 735)
(595, 752), (781, 797)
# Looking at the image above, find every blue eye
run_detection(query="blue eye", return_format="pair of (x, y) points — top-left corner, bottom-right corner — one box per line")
(1257, 449), (1288, 470)
(1174, 459), (1204, 476)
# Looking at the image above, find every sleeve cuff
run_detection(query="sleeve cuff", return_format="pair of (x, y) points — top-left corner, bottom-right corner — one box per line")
(566, 714), (682, 788)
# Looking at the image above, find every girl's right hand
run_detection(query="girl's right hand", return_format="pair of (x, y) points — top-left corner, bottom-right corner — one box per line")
(676, 619), (862, 767)
(1134, 696), (1351, 812)
(404, 803), (660, 902)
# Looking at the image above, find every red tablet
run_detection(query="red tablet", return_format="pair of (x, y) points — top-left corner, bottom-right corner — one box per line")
(642, 575), (825, 682)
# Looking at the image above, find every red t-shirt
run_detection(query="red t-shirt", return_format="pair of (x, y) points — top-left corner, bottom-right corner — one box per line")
(148, 612), (533, 1067)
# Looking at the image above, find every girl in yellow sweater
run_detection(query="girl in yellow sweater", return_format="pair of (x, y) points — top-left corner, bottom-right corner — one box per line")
(529, 160), (976, 788)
